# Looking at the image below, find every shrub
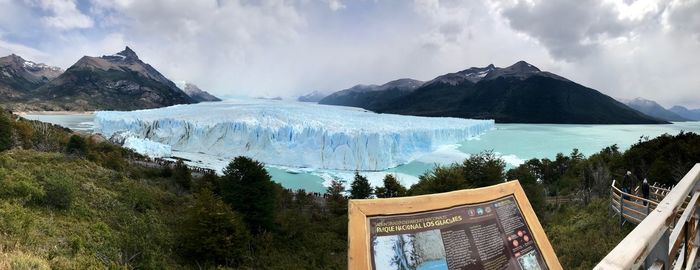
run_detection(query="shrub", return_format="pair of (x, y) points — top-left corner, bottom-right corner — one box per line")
(0, 112), (12, 151)
(39, 176), (76, 210)
(0, 251), (51, 270)
(172, 160), (192, 190)
(0, 171), (45, 204)
(65, 135), (87, 156)
(178, 189), (250, 266)
(11, 120), (34, 149)
(410, 151), (506, 195)
(461, 150), (505, 187)
(194, 171), (219, 193)
(410, 165), (469, 195)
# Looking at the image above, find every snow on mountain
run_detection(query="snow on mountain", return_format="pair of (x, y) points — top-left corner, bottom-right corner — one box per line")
(94, 98), (494, 171)
(620, 97), (689, 122)
(0, 54), (63, 82)
(333, 78), (424, 97)
(297, 90), (327, 102)
(175, 81), (221, 102)
(424, 64), (497, 86)
(670, 106), (700, 121)
(481, 61), (569, 82)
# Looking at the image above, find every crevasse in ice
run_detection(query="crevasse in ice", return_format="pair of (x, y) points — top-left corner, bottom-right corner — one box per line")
(94, 98), (494, 171)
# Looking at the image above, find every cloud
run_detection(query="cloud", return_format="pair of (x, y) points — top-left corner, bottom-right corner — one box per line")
(0, 0), (698, 108)
(665, 0), (700, 40)
(0, 37), (48, 60)
(497, 0), (639, 61)
(34, 0), (94, 30)
(325, 0), (346, 11)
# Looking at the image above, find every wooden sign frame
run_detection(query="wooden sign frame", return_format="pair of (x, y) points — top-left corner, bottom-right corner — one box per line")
(348, 180), (562, 270)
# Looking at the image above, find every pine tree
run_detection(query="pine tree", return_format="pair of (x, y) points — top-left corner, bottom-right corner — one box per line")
(350, 172), (372, 199)
(219, 156), (277, 233)
(376, 174), (406, 198)
(326, 179), (347, 216)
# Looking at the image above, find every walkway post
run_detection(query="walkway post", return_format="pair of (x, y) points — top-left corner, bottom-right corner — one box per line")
(620, 191), (624, 227)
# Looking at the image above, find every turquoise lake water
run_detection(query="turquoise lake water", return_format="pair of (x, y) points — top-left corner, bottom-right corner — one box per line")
(21, 113), (700, 193)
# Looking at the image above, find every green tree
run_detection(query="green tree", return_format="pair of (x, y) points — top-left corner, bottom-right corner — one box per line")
(65, 135), (87, 156)
(219, 156), (277, 233)
(350, 172), (372, 199)
(326, 179), (347, 216)
(178, 189), (250, 266)
(506, 166), (545, 216)
(462, 150), (505, 188)
(410, 165), (468, 195)
(172, 160), (192, 191)
(375, 174), (406, 198)
(0, 112), (12, 151)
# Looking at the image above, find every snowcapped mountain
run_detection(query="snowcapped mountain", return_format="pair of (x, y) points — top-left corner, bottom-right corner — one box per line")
(423, 64), (496, 87)
(0, 54), (63, 101)
(297, 90), (327, 102)
(318, 78), (424, 108)
(481, 60), (569, 82)
(18, 47), (195, 111)
(176, 82), (221, 102)
(669, 106), (700, 121)
(319, 61), (666, 124)
(620, 97), (688, 122)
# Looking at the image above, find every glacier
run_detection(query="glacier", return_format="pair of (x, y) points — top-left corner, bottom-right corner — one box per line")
(123, 137), (172, 158)
(94, 98), (494, 171)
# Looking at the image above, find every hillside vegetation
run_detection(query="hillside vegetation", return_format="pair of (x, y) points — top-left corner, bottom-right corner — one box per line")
(1, 109), (699, 268)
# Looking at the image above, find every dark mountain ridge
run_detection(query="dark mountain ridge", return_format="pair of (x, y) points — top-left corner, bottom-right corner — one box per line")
(320, 61), (667, 124)
(319, 78), (424, 109)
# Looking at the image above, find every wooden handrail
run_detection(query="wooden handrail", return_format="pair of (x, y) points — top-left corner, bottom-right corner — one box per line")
(669, 192), (700, 262)
(596, 164), (700, 269)
(611, 182), (660, 207)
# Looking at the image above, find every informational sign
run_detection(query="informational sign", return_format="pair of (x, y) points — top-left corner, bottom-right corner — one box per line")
(348, 181), (561, 270)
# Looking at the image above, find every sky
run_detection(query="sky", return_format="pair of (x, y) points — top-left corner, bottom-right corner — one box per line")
(0, 0), (698, 108)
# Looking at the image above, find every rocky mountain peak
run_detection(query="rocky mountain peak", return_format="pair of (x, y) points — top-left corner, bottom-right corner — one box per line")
(0, 54), (63, 80)
(511, 60), (540, 71)
(116, 46), (139, 60)
(480, 60), (562, 81)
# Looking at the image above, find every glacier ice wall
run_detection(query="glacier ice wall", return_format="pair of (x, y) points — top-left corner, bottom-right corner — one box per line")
(95, 99), (494, 171)
(123, 137), (172, 158)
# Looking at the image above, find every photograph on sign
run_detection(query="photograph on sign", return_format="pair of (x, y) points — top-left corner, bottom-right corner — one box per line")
(367, 195), (546, 270)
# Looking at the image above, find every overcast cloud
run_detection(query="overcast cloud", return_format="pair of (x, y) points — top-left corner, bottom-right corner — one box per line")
(0, 0), (698, 107)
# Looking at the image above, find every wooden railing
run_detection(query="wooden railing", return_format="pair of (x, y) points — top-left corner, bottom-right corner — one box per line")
(596, 164), (700, 270)
(610, 180), (660, 225)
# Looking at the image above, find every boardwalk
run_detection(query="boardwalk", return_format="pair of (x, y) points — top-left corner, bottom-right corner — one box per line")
(597, 164), (700, 270)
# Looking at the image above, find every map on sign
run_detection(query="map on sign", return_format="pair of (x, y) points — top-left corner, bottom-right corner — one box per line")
(368, 196), (546, 270)
(347, 181), (561, 270)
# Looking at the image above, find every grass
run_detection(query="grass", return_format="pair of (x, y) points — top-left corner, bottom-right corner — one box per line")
(0, 149), (186, 269)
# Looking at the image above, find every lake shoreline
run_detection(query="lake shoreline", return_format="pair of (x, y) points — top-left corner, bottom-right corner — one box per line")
(14, 111), (95, 116)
